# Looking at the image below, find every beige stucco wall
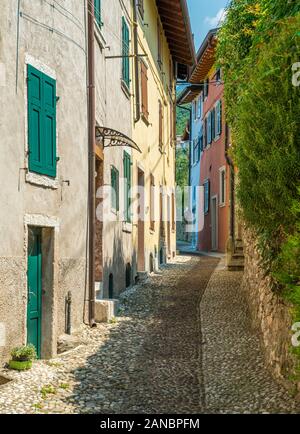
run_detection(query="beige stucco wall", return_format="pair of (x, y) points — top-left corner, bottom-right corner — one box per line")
(131, 0), (177, 272)
(94, 0), (135, 298)
(0, 0), (88, 362)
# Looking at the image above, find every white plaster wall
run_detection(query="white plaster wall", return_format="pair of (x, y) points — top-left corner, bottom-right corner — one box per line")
(0, 0), (88, 361)
(94, 0), (135, 297)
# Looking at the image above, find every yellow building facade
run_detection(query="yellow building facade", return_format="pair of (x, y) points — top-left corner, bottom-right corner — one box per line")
(131, 0), (195, 273)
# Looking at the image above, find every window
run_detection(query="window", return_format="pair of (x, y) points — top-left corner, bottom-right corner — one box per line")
(203, 118), (207, 148)
(193, 136), (200, 164)
(204, 78), (209, 98)
(215, 68), (221, 83)
(157, 19), (162, 69)
(150, 174), (155, 231)
(94, 0), (102, 28)
(137, 0), (144, 19)
(122, 17), (130, 88)
(197, 95), (202, 119)
(211, 107), (216, 141)
(111, 166), (119, 211)
(207, 112), (212, 145)
(199, 128), (204, 152)
(204, 180), (210, 214)
(216, 100), (222, 136)
(140, 61), (149, 121)
(123, 152), (131, 222)
(27, 64), (57, 178)
(219, 167), (226, 206)
(159, 100), (163, 151)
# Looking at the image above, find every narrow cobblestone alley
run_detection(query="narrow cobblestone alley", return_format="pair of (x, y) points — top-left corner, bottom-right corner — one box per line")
(0, 255), (299, 414)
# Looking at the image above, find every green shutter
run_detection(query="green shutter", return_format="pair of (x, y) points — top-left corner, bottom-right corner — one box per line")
(211, 108), (215, 140)
(94, 0), (102, 27)
(123, 152), (131, 222)
(122, 17), (130, 88)
(111, 166), (119, 211)
(28, 65), (56, 178)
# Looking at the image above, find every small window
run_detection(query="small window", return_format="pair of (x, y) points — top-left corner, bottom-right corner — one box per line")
(122, 17), (130, 89)
(204, 180), (210, 214)
(219, 167), (226, 206)
(216, 68), (221, 83)
(197, 96), (202, 119)
(111, 166), (119, 211)
(94, 0), (102, 28)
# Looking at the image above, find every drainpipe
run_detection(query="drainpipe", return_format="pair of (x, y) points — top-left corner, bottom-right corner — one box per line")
(87, 0), (96, 327)
(225, 122), (235, 242)
(133, 0), (140, 123)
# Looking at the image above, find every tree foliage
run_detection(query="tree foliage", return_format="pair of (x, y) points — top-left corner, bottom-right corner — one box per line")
(217, 1), (300, 333)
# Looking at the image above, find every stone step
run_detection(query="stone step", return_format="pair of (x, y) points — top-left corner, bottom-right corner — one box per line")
(228, 259), (245, 271)
(232, 252), (245, 260)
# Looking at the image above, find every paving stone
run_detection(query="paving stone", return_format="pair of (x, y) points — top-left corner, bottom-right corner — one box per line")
(0, 255), (299, 414)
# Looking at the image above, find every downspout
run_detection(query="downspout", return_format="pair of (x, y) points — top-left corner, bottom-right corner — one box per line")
(87, 0), (96, 327)
(133, 0), (140, 123)
(225, 122), (235, 242)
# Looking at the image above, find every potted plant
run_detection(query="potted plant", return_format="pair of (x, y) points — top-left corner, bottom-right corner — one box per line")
(8, 344), (37, 371)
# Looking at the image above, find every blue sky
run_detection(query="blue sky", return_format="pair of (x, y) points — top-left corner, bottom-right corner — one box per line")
(187, 0), (229, 51)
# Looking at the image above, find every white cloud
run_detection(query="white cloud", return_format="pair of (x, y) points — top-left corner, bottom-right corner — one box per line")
(204, 8), (227, 27)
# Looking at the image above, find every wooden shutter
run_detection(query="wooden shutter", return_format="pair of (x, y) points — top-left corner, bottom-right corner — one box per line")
(94, 0), (102, 27)
(150, 174), (155, 231)
(122, 18), (130, 88)
(28, 64), (56, 178)
(124, 152), (131, 222)
(207, 112), (212, 144)
(140, 61), (148, 120)
(211, 108), (216, 140)
(159, 100), (163, 151)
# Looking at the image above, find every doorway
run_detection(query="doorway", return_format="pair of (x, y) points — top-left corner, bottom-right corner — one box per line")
(27, 227), (42, 358)
(137, 168), (145, 271)
(108, 274), (114, 299)
(211, 196), (218, 251)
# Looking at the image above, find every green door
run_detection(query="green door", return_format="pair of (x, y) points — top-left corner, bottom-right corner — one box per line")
(27, 227), (42, 358)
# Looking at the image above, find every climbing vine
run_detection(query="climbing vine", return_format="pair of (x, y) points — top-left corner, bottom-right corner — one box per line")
(217, 0), (300, 366)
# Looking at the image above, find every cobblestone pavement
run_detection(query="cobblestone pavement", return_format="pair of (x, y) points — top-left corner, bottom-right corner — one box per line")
(0, 255), (299, 414)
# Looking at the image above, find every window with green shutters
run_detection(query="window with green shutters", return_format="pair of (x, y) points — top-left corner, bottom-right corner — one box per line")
(204, 180), (210, 214)
(94, 0), (102, 28)
(211, 107), (216, 140)
(27, 64), (57, 178)
(216, 100), (222, 136)
(123, 152), (131, 222)
(111, 166), (119, 212)
(207, 112), (212, 144)
(122, 17), (130, 88)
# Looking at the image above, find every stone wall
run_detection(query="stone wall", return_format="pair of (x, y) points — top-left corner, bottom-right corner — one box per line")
(242, 227), (299, 392)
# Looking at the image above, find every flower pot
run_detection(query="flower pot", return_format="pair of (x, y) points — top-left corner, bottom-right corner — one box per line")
(8, 360), (32, 371)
